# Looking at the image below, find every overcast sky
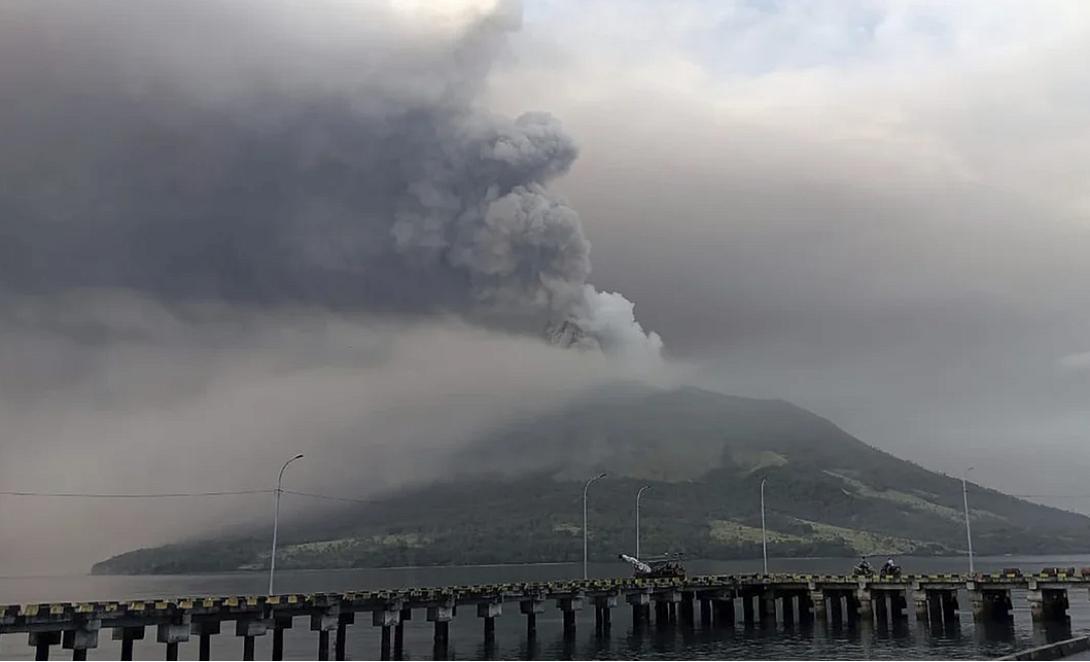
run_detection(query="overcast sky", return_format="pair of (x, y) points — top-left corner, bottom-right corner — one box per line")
(491, 0), (1090, 505)
(2, 0), (1089, 573)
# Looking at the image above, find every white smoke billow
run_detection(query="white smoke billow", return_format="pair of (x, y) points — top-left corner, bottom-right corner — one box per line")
(0, 0), (662, 362)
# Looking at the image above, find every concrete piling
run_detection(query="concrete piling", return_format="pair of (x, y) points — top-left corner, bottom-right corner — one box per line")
(311, 610), (338, 662)
(810, 590), (827, 625)
(157, 618), (190, 662)
(477, 601), (501, 646)
(520, 599), (543, 640)
(30, 630), (60, 661)
(271, 617), (291, 661)
(191, 620), (219, 661)
(235, 618), (267, 661)
(427, 603), (454, 659)
(555, 596), (582, 639)
(112, 626), (144, 661)
(374, 608), (400, 660)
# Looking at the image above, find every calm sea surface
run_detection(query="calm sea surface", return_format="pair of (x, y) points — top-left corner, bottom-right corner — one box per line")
(2, 555), (1088, 660)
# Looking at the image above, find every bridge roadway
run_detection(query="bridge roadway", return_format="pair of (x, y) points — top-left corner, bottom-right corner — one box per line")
(2, 570), (1088, 660)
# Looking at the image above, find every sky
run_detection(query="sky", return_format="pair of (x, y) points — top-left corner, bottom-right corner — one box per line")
(1, 0), (1089, 573)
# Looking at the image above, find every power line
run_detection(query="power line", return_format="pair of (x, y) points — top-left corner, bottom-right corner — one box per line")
(281, 489), (375, 505)
(0, 489), (273, 498)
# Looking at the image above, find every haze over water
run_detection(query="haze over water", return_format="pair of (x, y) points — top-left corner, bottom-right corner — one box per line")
(3, 555), (1088, 660)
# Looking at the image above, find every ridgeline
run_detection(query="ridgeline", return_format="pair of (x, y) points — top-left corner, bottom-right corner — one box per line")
(93, 384), (1090, 574)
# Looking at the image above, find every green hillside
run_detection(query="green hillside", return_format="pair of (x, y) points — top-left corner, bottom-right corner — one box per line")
(92, 384), (1090, 574)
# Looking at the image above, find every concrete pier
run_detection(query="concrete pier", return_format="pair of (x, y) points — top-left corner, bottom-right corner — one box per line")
(1028, 588), (1069, 624)
(740, 592), (756, 625)
(4, 569), (1089, 660)
(29, 631), (60, 661)
(810, 590), (827, 624)
(157, 617), (190, 662)
(477, 600), (501, 648)
(112, 626), (144, 661)
(519, 598), (543, 640)
(427, 602), (454, 659)
(235, 618), (267, 661)
(373, 606), (399, 660)
(271, 617), (291, 661)
(310, 609), (337, 661)
(556, 596), (582, 639)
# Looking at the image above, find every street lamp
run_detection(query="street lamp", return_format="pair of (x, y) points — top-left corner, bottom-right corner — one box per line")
(583, 472), (607, 580)
(635, 485), (651, 559)
(269, 453), (304, 595)
(962, 467), (975, 575)
(760, 478), (768, 575)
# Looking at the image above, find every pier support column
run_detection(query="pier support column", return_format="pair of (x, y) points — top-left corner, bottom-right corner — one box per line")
(713, 597), (735, 627)
(828, 593), (844, 626)
(926, 591), (943, 624)
(741, 593), (755, 625)
(520, 598), (544, 640)
(913, 593), (929, 622)
(845, 593), (861, 625)
(810, 591), (827, 625)
(593, 595), (616, 635)
(796, 592), (813, 625)
(654, 601), (669, 627)
(890, 592), (909, 621)
(395, 607), (411, 658)
(940, 591), (960, 623)
(334, 612), (354, 662)
(556, 596), (583, 639)
(112, 626), (145, 661)
(780, 593), (795, 626)
(969, 590), (986, 621)
(311, 609), (339, 661)
(271, 617), (292, 661)
(30, 631), (61, 661)
(873, 591), (888, 626)
(62, 618), (101, 661)
(427, 603), (454, 659)
(856, 587), (874, 625)
(760, 592), (776, 625)
(477, 601), (501, 647)
(191, 620), (220, 661)
(653, 591), (680, 628)
(1028, 588), (1069, 623)
(235, 618), (268, 661)
(626, 591), (650, 630)
(157, 616), (191, 661)
(699, 598), (712, 626)
(680, 591), (695, 626)
(373, 608), (400, 661)
(988, 590), (1012, 621)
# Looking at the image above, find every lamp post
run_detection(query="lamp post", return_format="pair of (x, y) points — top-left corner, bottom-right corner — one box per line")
(583, 472), (607, 580)
(269, 453), (304, 595)
(962, 467), (975, 575)
(760, 478), (768, 575)
(635, 485), (651, 559)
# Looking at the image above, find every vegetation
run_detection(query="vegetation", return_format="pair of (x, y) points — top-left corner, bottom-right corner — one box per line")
(92, 384), (1090, 575)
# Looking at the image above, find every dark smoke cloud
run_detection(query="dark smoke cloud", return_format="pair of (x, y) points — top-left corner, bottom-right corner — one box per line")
(0, 0), (661, 361)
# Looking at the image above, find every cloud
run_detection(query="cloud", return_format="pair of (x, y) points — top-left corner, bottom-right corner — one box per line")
(0, 289), (676, 573)
(484, 0), (1090, 507)
(0, 0), (660, 360)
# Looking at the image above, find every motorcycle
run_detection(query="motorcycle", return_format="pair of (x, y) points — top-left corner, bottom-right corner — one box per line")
(852, 559), (874, 576)
(880, 561), (902, 578)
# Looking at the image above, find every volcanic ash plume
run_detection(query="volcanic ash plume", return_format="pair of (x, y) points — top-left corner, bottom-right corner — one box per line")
(0, 0), (662, 362)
